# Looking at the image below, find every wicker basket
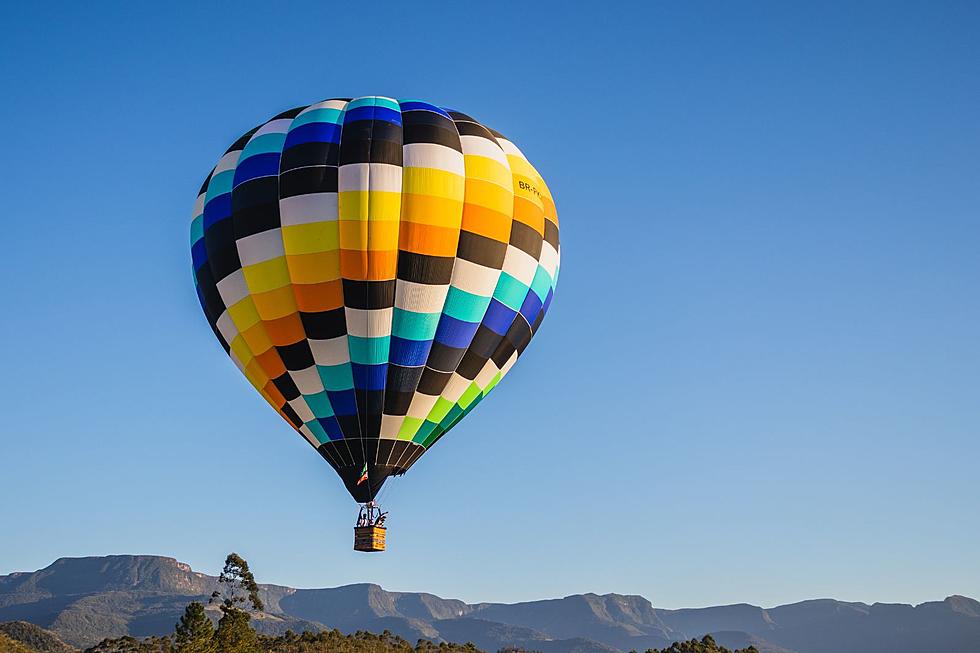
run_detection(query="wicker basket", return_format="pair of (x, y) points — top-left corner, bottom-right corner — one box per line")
(354, 526), (387, 552)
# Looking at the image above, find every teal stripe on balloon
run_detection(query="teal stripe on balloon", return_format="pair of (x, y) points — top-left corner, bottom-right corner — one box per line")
(348, 336), (391, 365)
(530, 266), (552, 303)
(206, 170), (235, 199)
(392, 308), (441, 340)
(305, 419), (330, 444)
(190, 216), (204, 244)
(289, 108), (344, 129)
(412, 420), (438, 445)
(492, 273), (530, 311)
(442, 287), (491, 322)
(318, 364), (355, 391)
(346, 96), (400, 112)
(304, 391), (335, 418)
(240, 132), (287, 158)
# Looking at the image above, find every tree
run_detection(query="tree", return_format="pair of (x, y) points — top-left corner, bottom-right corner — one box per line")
(209, 553), (262, 653)
(211, 553), (264, 613)
(642, 636), (759, 653)
(84, 635), (172, 653)
(212, 608), (258, 653)
(174, 602), (215, 653)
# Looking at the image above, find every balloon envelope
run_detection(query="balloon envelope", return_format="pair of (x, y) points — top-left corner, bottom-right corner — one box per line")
(190, 97), (559, 502)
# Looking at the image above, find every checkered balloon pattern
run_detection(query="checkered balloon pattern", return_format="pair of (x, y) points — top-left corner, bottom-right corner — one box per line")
(190, 98), (559, 503)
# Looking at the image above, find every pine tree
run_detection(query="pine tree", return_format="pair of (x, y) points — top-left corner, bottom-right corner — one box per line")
(205, 553), (263, 653)
(212, 608), (258, 653)
(210, 553), (264, 613)
(174, 602), (215, 653)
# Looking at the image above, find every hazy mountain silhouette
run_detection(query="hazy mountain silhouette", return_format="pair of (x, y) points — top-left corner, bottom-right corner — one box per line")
(2, 556), (979, 653)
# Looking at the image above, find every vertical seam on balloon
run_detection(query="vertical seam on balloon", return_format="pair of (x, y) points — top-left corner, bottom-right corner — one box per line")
(191, 170), (221, 339)
(377, 97), (397, 469)
(408, 109), (468, 459)
(418, 122), (518, 455)
(193, 170), (243, 358)
(475, 147), (551, 427)
(403, 115), (516, 463)
(201, 135), (282, 415)
(371, 97), (402, 493)
(385, 103), (464, 468)
(276, 100), (350, 452)
(332, 100), (359, 470)
(339, 99), (367, 485)
(338, 97), (372, 495)
(372, 99), (386, 468)
(334, 100), (357, 469)
(360, 101), (373, 488)
(276, 103), (331, 427)
(231, 115), (320, 432)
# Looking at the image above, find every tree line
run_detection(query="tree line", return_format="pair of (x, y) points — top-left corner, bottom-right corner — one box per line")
(636, 635), (759, 653)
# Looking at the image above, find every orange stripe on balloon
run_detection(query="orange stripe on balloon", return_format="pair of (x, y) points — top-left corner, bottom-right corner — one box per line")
(263, 313), (307, 346)
(340, 249), (398, 280)
(398, 222), (461, 257)
(292, 279), (344, 313)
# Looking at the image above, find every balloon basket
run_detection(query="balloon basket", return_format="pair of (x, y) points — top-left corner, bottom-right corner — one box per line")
(354, 526), (387, 552)
(354, 502), (387, 552)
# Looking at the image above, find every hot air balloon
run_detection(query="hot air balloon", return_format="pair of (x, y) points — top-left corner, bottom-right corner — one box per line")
(190, 97), (559, 551)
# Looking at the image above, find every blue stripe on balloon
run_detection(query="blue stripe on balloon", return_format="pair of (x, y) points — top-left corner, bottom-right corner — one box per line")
(433, 314), (480, 348)
(531, 306), (546, 328)
(326, 389), (357, 416)
(389, 336), (433, 367)
(343, 105), (402, 125)
(482, 300), (516, 336)
(305, 419), (329, 443)
(317, 415), (345, 440)
(352, 363), (388, 391)
(519, 290), (543, 325)
(283, 121), (342, 149)
(191, 239), (208, 270)
(399, 101), (451, 118)
(202, 194), (231, 229)
(233, 153), (281, 186)
(541, 288), (554, 316)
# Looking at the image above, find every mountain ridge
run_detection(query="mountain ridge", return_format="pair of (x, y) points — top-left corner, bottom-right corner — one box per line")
(2, 555), (979, 653)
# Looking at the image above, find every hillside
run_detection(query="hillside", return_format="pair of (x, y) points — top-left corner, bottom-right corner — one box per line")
(2, 556), (980, 653)
(0, 633), (38, 653)
(0, 623), (74, 653)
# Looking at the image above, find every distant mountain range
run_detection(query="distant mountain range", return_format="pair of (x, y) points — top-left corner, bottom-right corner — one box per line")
(1, 556), (979, 653)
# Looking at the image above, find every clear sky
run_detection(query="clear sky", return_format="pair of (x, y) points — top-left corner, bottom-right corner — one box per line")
(1, 1), (977, 610)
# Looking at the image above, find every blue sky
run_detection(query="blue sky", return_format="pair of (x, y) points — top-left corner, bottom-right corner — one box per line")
(1, 1), (978, 609)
